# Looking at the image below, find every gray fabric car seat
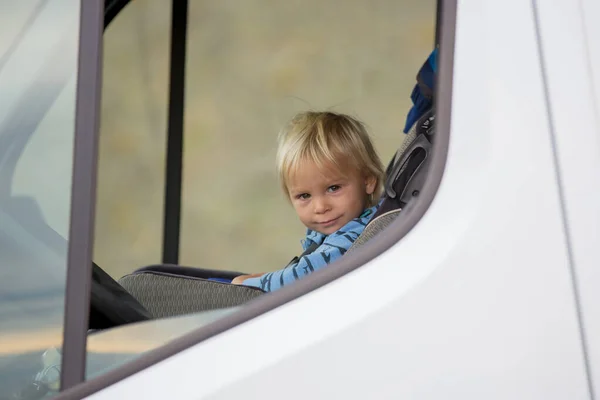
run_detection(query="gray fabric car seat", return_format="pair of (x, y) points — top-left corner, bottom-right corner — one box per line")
(346, 209), (402, 255)
(118, 271), (264, 318)
(348, 107), (435, 254)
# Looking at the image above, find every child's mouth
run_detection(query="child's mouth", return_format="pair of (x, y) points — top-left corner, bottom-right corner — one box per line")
(319, 216), (340, 227)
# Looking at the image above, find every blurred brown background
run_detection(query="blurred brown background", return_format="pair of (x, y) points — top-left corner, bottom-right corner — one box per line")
(95, 0), (436, 278)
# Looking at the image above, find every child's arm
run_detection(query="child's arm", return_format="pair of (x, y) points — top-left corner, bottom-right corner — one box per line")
(236, 213), (370, 290)
(237, 244), (344, 292)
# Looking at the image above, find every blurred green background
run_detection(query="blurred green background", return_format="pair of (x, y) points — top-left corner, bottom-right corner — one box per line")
(94, 0), (436, 278)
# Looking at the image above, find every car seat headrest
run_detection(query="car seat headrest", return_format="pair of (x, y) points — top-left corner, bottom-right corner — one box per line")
(347, 48), (438, 251)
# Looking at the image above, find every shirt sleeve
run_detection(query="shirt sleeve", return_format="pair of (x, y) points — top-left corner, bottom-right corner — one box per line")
(242, 208), (374, 292)
(242, 244), (346, 292)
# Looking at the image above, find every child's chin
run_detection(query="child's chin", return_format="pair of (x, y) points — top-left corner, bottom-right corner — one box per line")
(317, 224), (341, 235)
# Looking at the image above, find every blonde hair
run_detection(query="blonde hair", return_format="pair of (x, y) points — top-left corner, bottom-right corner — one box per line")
(276, 111), (384, 207)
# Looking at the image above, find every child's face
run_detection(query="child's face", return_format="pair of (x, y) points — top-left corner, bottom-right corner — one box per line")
(287, 159), (376, 235)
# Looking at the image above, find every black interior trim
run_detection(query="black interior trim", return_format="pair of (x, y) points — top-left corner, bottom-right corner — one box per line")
(57, 0), (456, 397)
(134, 264), (245, 281)
(161, 0), (188, 264)
(89, 263), (153, 330)
(104, 0), (131, 28)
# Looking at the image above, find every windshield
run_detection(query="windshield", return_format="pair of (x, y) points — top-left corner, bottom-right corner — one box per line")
(0, 0), (80, 397)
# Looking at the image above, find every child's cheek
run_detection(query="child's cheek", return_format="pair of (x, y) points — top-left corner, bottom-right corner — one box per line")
(294, 199), (308, 209)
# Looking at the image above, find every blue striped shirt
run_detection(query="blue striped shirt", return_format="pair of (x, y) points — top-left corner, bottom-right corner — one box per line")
(243, 205), (377, 292)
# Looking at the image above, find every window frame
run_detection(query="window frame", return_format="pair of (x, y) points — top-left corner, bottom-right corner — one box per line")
(56, 0), (456, 396)
(60, 0), (104, 392)
(0, 0), (100, 395)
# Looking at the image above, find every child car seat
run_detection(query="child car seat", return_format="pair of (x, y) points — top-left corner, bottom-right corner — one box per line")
(348, 47), (437, 253)
(347, 108), (435, 254)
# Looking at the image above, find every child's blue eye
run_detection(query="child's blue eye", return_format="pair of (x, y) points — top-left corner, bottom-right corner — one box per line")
(327, 185), (341, 193)
(296, 193), (310, 200)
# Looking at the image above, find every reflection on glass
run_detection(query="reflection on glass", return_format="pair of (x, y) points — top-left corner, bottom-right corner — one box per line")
(0, 0), (80, 398)
(2, 307), (239, 393)
(83, 307), (239, 381)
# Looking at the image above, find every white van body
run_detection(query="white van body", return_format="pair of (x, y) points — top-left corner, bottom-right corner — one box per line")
(82, 0), (600, 398)
(2, 0), (600, 398)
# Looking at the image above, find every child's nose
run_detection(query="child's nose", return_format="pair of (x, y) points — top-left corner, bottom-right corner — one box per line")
(313, 197), (330, 214)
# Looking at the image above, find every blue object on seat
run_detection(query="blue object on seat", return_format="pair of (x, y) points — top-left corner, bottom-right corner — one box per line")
(207, 277), (233, 283)
(403, 48), (438, 133)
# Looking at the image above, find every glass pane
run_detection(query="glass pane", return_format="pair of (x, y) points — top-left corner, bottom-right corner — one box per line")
(0, 0), (80, 397)
(95, 0), (170, 279)
(180, 0), (437, 273)
(84, 307), (239, 381)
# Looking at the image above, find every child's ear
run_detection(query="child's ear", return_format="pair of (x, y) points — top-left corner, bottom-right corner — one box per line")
(364, 175), (377, 195)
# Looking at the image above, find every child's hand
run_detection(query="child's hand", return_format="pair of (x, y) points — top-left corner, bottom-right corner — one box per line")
(231, 275), (248, 285)
(231, 273), (265, 285)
